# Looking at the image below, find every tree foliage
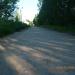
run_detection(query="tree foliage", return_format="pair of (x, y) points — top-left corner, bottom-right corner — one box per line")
(37, 0), (43, 10)
(35, 0), (75, 30)
(0, 0), (18, 20)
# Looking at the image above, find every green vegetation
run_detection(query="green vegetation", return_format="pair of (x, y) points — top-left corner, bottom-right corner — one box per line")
(0, 0), (29, 37)
(0, 19), (29, 37)
(33, 0), (75, 34)
(0, 0), (18, 19)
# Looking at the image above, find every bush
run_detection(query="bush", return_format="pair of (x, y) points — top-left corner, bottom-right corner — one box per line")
(0, 20), (29, 37)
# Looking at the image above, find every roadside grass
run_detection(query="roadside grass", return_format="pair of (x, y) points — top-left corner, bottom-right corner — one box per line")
(0, 20), (29, 37)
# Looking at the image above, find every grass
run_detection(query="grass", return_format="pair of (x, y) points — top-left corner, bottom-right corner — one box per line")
(0, 20), (29, 37)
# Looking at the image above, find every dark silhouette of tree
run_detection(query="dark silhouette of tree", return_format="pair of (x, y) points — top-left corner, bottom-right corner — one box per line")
(35, 0), (75, 30)
(0, 0), (18, 20)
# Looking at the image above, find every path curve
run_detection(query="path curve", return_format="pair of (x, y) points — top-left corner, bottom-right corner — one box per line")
(0, 27), (75, 75)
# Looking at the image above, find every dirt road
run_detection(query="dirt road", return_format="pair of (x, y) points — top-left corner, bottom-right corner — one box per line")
(0, 27), (75, 75)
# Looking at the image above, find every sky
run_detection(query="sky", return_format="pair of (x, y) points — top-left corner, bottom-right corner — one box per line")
(17, 0), (38, 23)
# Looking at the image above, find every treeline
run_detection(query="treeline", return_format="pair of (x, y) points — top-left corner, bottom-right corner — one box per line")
(34, 0), (75, 33)
(0, 0), (28, 37)
(0, 19), (28, 37)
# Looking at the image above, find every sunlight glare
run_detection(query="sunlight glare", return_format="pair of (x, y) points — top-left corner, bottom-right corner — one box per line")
(17, 0), (38, 23)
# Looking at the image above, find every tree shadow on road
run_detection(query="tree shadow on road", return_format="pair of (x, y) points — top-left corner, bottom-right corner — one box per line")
(0, 35), (75, 75)
(0, 50), (18, 75)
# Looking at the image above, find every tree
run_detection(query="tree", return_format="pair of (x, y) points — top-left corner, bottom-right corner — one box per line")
(37, 0), (58, 25)
(0, 0), (18, 20)
(37, 0), (43, 10)
(37, 0), (75, 25)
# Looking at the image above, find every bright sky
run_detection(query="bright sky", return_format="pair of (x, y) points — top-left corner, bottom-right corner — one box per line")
(17, 0), (38, 22)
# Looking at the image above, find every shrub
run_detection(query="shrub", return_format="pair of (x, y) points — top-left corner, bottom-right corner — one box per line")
(0, 20), (29, 37)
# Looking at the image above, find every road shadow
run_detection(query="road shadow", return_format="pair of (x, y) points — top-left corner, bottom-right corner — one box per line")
(0, 28), (75, 75)
(0, 50), (18, 75)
